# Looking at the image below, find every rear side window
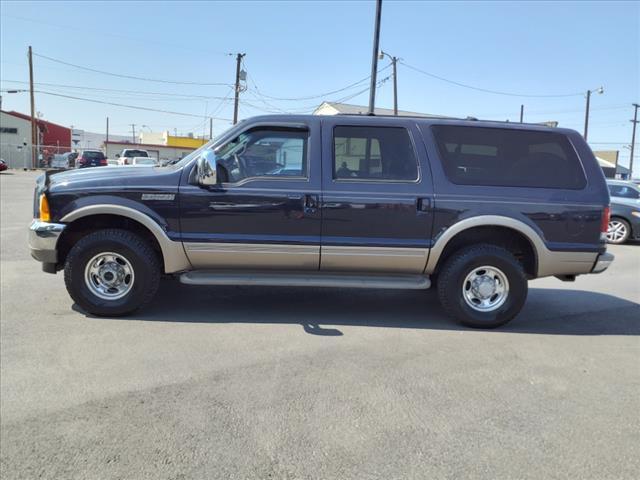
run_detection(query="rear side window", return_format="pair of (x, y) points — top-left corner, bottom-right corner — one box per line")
(333, 126), (418, 181)
(431, 126), (586, 189)
(609, 184), (640, 199)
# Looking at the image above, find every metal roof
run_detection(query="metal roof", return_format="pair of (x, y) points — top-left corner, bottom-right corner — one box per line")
(314, 101), (446, 118)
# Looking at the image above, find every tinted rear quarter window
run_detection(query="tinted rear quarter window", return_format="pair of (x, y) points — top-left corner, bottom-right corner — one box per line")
(431, 126), (586, 189)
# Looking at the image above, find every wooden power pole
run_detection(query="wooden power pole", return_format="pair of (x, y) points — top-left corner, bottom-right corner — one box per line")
(28, 46), (37, 168)
(367, 0), (383, 115)
(233, 53), (246, 125)
(630, 103), (639, 180)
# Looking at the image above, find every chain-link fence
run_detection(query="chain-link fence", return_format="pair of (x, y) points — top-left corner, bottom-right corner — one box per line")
(0, 143), (75, 169)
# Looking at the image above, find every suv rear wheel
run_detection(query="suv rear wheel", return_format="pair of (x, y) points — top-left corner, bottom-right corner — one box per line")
(437, 244), (528, 328)
(64, 229), (160, 316)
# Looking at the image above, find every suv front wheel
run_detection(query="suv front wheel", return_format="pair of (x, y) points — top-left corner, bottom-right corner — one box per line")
(64, 229), (161, 316)
(437, 244), (528, 328)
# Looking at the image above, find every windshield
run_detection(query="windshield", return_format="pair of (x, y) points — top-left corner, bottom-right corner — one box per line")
(83, 151), (105, 160)
(166, 121), (246, 168)
(124, 150), (148, 157)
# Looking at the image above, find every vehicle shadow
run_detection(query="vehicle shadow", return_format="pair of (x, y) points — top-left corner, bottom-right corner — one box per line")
(81, 280), (640, 337)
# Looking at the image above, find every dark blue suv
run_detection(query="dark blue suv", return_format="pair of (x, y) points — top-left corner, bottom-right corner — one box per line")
(29, 115), (613, 328)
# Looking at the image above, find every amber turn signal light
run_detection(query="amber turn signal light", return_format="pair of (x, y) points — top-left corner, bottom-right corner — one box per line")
(39, 194), (51, 222)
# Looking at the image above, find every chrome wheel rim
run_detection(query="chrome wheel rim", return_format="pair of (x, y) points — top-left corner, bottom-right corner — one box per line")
(606, 220), (627, 243)
(462, 266), (509, 312)
(84, 252), (134, 300)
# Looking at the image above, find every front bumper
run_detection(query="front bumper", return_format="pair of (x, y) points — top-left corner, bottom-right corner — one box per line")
(591, 251), (614, 274)
(29, 220), (66, 265)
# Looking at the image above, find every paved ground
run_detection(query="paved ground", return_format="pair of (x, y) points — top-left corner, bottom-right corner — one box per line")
(1, 170), (639, 480)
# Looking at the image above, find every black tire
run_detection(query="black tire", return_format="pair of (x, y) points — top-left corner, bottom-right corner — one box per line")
(64, 229), (161, 316)
(606, 217), (631, 244)
(436, 244), (528, 329)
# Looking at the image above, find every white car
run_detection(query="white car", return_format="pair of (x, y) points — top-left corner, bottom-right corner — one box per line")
(50, 152), (76, 169)
(116, 149), (150, 165)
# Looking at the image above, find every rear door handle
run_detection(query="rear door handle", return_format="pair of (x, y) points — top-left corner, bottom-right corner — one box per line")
(304, 194), (319, 214)
(417, 198), (431, 212)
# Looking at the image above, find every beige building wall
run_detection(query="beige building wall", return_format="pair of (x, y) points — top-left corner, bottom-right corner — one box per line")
(0, 111), (32, 168)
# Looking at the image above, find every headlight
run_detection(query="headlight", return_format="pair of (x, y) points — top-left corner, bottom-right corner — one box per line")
(39, 194), (51, 222)
(631, 211), (640, 218)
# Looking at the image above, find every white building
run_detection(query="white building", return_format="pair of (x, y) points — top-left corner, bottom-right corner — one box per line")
(0, 110), (32, 168)
(313, 102), (445, 118)
(71, 129), (130, 150)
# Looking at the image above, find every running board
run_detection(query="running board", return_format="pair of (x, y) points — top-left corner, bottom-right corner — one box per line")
(179, 271), (431, 290)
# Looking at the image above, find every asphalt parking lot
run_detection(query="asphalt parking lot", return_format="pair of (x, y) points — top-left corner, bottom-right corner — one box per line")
(1, 170), (639, 480)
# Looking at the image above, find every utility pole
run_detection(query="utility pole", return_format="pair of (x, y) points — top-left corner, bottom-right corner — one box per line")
(630, 103), (639, 179)
(28, 46), (37, 168)
(367, 0), (383, 115)
(232, 53), (246, 125)
(519, 104), (524, 123)
(390, 55), (398, 115)
(584, 90), (592, 140)
(380, 51), (398, 115)
(106, 117), (109, 143)
(209, 117), (213, 140)
(130, 124), (136, 143)
(584, 86), (604, 140)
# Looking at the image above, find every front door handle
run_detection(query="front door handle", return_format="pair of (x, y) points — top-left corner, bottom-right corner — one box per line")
(304, 194), (319, 215)
(417, 197), (431, 212)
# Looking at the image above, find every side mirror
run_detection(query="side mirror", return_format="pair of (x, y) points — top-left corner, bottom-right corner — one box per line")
(115, 154), (120, 158)
(195, 150), (218, 186)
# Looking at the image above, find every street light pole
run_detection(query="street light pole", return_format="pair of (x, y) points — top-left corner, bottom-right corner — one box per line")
(629, 103), (639, 179)
(367, 0), (383, 115)
(584, 86), (604, 140)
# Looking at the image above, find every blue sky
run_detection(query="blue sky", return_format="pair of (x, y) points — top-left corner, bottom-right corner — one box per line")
(1, 1), (638, 166)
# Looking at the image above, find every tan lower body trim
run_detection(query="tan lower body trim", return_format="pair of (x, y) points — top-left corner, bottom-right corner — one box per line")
(321, 246), (429, 274)
(184, 243), (430, 274)
(537, 250), (598, 277)
(184, 242), (319, 270)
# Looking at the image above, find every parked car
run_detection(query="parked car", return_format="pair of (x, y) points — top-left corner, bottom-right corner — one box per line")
(29, 115), (613, 328)
(77, 150), (107, 168)
(131, 156), (158, 166)
(606, 180), (640, 244)
(116, 149), (149, 165)
(0, 158), (7, 172)
(50, 152), (77, 170)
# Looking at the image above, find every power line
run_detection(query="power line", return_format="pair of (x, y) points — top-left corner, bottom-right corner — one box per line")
(32, 90), (232, 120)
(400, 60), (585, 98)
(33, 53), (234, 86)
(476, 104), (629, 117)
(247, 64), (391, 101)
(0, 79), (233, 99)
